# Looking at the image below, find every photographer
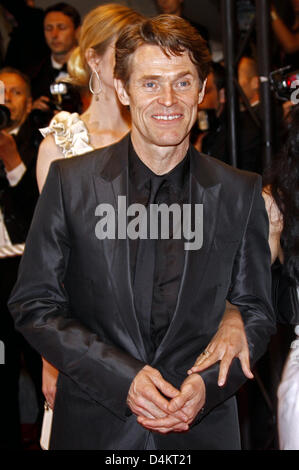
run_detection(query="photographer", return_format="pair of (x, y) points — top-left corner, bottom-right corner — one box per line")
(31, 2), (81, 121)
(191, 62), (228, 163)
(0, 67), (42, 449)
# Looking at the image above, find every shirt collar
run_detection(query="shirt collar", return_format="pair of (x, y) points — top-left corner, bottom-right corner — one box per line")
(129, 138), (190, 193)
(51, 55), (64, 70)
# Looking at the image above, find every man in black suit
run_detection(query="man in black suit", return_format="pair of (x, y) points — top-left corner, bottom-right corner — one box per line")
(31, 2), (81, 117)
(9, 15), (275, 450)
(0, 67), (41, 448)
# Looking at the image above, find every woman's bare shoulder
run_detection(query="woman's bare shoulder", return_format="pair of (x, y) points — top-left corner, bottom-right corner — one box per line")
(36, 135), (64, 192)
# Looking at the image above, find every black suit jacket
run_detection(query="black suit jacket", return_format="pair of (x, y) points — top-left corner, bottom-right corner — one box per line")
(8, 134), (275, 450)
(0, 115), (40, 244)
(31, 56), (62, 101)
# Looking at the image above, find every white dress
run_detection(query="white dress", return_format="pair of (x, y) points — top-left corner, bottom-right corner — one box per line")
(40, 111), (94, 157)
(277, 302), (299, 450)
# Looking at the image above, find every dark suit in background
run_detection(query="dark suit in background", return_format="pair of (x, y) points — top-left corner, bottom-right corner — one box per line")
(0, 113), (41, 449)
(1, 0), (48, 79)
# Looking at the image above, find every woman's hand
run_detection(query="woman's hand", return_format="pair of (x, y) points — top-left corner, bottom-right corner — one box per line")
(187, 301), (254, 386)
(42, 357), (59, 409)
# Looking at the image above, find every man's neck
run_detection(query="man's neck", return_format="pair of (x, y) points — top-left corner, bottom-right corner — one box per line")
(51, 50), (72, 66)
(130, 133), (189, 176)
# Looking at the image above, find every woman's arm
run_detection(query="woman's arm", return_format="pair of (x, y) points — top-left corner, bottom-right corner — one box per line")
(188, 301), (253, 386)
(189, 187), (282, 385)
(37, 135), (64, 406)
(36, 135), (64, 192)
(262, 186), (284, 264)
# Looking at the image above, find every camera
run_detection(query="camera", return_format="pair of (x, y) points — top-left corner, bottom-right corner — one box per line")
(0, 104), (12, 131)
(269, 66), (299, 102)
(31, 80), (83, 128)
(48, 81), (82, 113)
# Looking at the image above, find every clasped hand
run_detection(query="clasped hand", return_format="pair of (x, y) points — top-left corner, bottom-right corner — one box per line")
(127, 365), (205, 434)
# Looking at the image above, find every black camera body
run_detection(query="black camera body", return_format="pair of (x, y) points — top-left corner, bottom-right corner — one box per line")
(269, 66), (299, 102)
(48, 81), (82, 113)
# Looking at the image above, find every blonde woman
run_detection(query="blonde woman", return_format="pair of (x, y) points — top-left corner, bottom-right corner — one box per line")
(36, 3), (144, 192)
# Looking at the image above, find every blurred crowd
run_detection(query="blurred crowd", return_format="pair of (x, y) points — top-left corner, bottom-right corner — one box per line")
(0, 0), (298, 451)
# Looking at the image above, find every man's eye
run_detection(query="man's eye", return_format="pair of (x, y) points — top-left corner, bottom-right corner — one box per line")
(177, 80), (190, 88)
(145, 82), (156, 89)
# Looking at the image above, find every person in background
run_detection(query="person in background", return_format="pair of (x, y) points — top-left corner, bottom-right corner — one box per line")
(1, 0), (48, 79)
(8, 14), (275, 450)
(237, 55), (265, 173)
(155, 0), (209, 42)
(192, 62), (228, 163)
(31, 2), (81, 118)
(0, 67), (42, 449)
(269, 104), (299, 450)
(191, 104), (299, 449)
(271, 0), (299, 69)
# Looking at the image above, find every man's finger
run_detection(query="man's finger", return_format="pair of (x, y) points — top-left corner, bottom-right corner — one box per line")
(168, 386), (192, 413)
(217, 353), (232, 386)
(239, 350), (254, 380)
(187, 350), (220, 374)
(147, 374), (189, 420)
(151, 373), (180, 399)
(142, 385), (174, 414)
(138, 414), (188, 431)
(132, 391), (168, 418)
(140, 424), (189, 434)
(133, 406), (156, 419)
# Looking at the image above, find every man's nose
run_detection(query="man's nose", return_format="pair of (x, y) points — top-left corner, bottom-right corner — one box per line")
(50, 27), (59, 38)
(158, 84), (177, 107)
(4, 90), (11, 104)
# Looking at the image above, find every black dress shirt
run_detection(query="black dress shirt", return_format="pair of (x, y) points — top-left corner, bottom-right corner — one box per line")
(129, 141), (190, 359)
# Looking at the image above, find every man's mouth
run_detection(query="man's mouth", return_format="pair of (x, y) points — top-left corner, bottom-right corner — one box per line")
(152, 114), (183, 121)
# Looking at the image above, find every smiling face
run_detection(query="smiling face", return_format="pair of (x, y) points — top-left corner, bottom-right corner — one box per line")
(0, 72), (32, 129)
(115, 44), (205, 154)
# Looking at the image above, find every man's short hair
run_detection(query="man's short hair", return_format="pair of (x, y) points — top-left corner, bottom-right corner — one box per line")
(114, 14), (211, 88)
(0, 66), (31, 97)
(44, 2), (81, 29)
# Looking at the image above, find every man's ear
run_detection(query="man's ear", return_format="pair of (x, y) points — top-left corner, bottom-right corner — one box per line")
(219, 87), (226, 104)
(198, 78), (207, 104)
(251, 75), (259, 92)
(26, 96), (32, 115)
(114, 78), (130, 106)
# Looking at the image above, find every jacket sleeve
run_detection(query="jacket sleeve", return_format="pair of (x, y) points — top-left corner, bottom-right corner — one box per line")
(198, 176), (276, 420)
(8, 162), (145, 420)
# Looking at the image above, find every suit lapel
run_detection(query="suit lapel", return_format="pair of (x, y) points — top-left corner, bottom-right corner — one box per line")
(154, 148), (222, 361)
(92, 135), (147, 362)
